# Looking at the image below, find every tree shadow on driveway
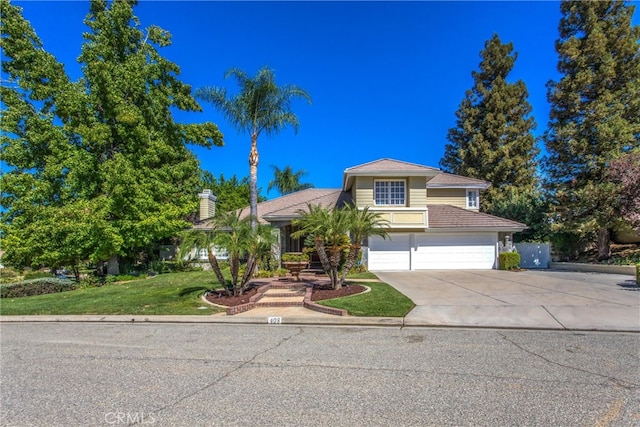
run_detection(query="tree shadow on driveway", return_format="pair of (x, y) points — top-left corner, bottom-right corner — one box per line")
(617, 280), (639, 291)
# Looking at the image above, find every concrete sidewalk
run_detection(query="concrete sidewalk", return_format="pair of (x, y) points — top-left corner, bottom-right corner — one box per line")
(1, 270), (637, 332)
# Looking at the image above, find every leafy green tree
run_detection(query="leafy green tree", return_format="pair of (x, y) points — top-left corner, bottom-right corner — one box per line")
(292, 204), (388, 290)
(267, 165), (314, 196)
(488, 187), (550, 243)
(440, 34), (539, 211)
(543, 0), (640, 260)
(0, 0), (223, 272)
(195, 67), (311, 229)
(607, 151), (640, 233)
(199, 171), (265, 216)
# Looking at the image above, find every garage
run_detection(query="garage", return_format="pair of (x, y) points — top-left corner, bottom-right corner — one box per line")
(412, 233), (497, 269)
(367, 233), (411, 270)
(368, 232), (498, 270)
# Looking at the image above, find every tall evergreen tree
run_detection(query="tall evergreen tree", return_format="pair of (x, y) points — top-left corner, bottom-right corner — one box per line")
(0, 0), (223, 272)
(544, 0), (640, 260)
(440, 34), (539, 211)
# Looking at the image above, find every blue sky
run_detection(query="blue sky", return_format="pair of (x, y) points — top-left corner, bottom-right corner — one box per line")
(11, 1), (639, 196)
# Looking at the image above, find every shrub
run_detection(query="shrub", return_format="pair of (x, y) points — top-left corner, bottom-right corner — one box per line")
(499, 252), (521, 271)
(24, 270), (54, 280)
(349, 264), (368, 274)
(0, 278), (77, 298)
(281, 252), (309, 263)
(0, 268), (21, 284)
(275, 268), (288, 277)
(253, 270), (274, 279)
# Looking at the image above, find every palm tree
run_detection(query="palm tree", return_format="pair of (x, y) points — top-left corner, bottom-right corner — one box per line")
(177, 228), (228, 294)
(338, 205), (389, 285)
(195, 67), (311, 230)
(292, 204), (389, 290)
(267, 165), (314, 195)
(178, 210), (276, 296)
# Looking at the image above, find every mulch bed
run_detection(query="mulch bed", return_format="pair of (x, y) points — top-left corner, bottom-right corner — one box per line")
(204, 282), (366, 307)
(309, 283), (366, 302)
(204, 287), (259, 307)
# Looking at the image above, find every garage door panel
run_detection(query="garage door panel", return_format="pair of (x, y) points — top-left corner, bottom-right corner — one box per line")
(368, 234), (410, 270)
(414, 233), (497, 270)
(368, 232), (498, 270)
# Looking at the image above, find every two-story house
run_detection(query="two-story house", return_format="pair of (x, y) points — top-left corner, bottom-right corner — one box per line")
(196, 158), (526, 270)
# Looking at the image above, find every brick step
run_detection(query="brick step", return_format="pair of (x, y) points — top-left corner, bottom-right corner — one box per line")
(256, 300), (305, 307)
(263, 291), (305, 298)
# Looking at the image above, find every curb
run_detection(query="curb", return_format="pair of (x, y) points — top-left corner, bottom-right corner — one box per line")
(0, 315), (404, 327)
(1, 315), (638, 332)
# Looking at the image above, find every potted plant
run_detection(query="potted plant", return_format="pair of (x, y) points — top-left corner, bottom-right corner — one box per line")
(281, 252), (310, 281)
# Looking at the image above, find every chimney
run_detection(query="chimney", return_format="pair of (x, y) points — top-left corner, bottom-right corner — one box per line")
(198, 189), (217, 220)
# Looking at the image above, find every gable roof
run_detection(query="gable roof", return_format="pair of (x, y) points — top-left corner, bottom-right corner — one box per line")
(193, 188), (347, 229)
(427, 172), (490, 189)
(427, 204), (526, 231)
(345, 158), (440, 173)
(343, 158), (440, 190)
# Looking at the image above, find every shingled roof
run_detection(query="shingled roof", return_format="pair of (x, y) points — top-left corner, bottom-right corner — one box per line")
(427, 172), (490, 188)
(193, 188), (347, 229)
(427, 204), (526, 230)
(345, 158), (440, 173)
(343, 158), (441, 190)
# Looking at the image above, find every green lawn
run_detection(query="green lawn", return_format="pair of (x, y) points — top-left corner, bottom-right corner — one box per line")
(0, 271), (414, 318)
(0, 271), (225, 316)
(317, 281), (415, 317)
(345, 271), (379, 280)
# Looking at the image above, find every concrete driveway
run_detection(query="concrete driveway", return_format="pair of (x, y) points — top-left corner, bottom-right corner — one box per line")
(375, 270), (640, 331)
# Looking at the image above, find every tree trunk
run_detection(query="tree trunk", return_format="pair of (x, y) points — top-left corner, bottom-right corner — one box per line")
(208, 251), (230, 296)
(249, 132), (259, 231)
(327, 246), (342, 290)
(597, 228), (611, 261)
(230, 254), (240, 295)
(240, 254), (257, 292)
(314, 238), (332, 274)
(338, 244), (360, 287)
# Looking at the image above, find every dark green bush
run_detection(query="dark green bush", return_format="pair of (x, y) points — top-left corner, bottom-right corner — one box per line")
(499, 252), (521, 271)
(0, 278), (77, 298)
(23, 270), (54, 280)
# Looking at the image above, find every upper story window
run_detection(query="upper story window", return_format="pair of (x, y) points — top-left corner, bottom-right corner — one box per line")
(466, 190), (479, 209)
(374, 180), (406, 206)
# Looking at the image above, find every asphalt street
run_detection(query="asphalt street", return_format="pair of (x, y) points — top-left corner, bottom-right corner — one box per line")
(1, 323), (638, 426)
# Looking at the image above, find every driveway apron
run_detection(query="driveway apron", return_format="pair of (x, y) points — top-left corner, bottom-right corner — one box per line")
(375, 270), (639, 331)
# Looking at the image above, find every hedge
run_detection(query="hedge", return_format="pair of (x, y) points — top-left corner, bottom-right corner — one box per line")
(499, 252), (521, 271)
(0, 278), (78, 298)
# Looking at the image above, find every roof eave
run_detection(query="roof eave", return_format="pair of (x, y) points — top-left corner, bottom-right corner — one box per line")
(427, 183), (491, 190)
(343, 170), (440, 191)
(428, 226), (527, 232)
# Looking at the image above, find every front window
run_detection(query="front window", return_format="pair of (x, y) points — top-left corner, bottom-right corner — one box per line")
(467, 190), (478, 208)
(375, 180), (406, 206)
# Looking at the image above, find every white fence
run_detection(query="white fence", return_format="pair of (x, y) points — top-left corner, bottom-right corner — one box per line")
(515, 243), (550, 269)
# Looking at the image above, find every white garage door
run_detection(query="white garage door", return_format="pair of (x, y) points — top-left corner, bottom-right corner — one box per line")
(368, 233), (498, 270)
(413, 233), (497, 270)
(368, 234), (410, 270)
